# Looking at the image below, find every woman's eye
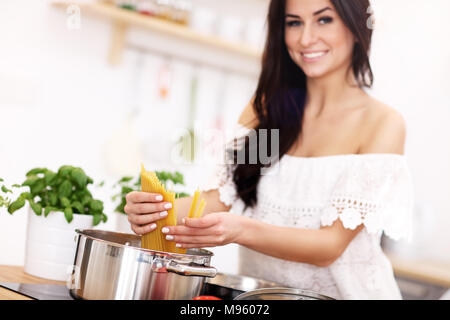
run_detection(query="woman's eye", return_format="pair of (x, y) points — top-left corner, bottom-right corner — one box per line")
(319, 17), (333, 25)
(286, 20), (302, 27)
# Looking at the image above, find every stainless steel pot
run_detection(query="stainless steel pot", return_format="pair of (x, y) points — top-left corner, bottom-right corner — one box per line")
(234, 288), (336, 300)
(69, 229), (217, 300)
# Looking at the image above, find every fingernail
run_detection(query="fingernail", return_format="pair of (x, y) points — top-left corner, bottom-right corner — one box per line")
(155, 195), (163, 201)
(160, 211), (168, 217)
(176, 243), (182, 248)
(161, 227), (170, 234)
(150, 223), (157, 230)
(164, 203), (172, 209)
(182, 218), (186, 224)
(165, 235), (174, 241)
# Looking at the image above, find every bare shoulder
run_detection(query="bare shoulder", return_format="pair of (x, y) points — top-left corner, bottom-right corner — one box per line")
(359, 97), (407, 155)
(238, 98), (259, 129)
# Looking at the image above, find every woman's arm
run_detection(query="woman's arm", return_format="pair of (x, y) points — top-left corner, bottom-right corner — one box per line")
(162, 212), (363, 267)
(238, 216), (364, 267)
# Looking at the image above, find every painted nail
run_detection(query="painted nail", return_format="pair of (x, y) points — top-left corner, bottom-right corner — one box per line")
(164, 203), (172, 209)
(155, 195), (163, 201)
(160, 211), (168, 217)
(176, 243), (182, 248)
(182, 218), (186, 225)
(165, 235), (174, 241)
(161, 227), (170, 234)
(150, 223), (157, 230)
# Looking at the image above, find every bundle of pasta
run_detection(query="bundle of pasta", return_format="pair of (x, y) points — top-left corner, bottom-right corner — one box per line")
(140, 164), (206, 254)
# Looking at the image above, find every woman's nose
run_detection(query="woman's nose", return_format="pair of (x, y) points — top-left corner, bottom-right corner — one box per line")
(300, 23), (318, 47)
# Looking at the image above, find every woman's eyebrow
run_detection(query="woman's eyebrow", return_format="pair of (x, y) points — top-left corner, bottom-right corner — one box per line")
(313, 7), (332, 16)
(285, 7), (333, 19)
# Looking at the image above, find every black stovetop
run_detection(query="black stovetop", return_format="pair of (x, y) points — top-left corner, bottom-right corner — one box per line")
(0, 281), (242, 300)
(0, 282), (74, 300)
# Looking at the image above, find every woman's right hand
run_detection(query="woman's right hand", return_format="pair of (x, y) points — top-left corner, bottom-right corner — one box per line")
(124, 191), (173, 235)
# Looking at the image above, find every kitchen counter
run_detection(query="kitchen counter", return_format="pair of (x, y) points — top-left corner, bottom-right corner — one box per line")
(0, 266), (65, 300)
(386, 255), (450, 288)
(1, 256), (449, 300)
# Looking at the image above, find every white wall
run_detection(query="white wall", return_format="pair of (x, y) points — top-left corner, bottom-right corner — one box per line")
(0, 0), (449, 274)
(369, 0), (450, 261)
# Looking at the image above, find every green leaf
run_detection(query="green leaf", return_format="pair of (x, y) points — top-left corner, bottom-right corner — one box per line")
(93, 213), (102, 226)
(174, 171), (184, 185)
(72, 201), (84, 214)
(44, 171), (58, 186)
(0, 178), (3, 182)
(49, 192), (58, 206)
(58, 165), (74, 179)
(22, 175), (39, 187)
(58, 180), (72, 198)
(88, 199), (103, 213)
(19, 192), (32, 200)
(71, 168), (87, 189)
(60, 197), (71, 208)
(81, 194), (91, 206)
(12, 184), (21, 188)
(118, 176), (133, 184)
(101, 213), (108, 223)
(26, 168), (47, 177)
(114, 197), (127, 214)
(64, 207), (73, 223)
(156, 171), (168, 182)
(44, 206), (53, 217)
(1, 185), (12, 193)
(8, 198), (25, 214)
(176, 192), (190, 198)
(30, 179), (46, 196)
(97, 181), (105, 187)
(30, 200), (42, 216)
(86, 176), (93, 184)
(121, 186), (133, 195)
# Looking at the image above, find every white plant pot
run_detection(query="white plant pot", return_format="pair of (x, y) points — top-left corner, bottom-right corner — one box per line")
(24, 207), (93, 281)
(115, 211), (133, 234)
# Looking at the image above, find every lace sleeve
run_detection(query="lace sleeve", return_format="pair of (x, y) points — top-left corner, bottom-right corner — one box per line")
(320, 155), (414, 241)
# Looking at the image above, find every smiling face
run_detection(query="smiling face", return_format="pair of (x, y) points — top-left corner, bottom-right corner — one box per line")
(284, 0), (356, 80)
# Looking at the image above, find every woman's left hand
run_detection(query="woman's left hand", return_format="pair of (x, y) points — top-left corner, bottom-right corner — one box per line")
(161, 212), (245, 249)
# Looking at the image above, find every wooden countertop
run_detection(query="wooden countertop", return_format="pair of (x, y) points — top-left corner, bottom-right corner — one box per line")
(1, 256), (449, 300)
(0, 266), (65, 300)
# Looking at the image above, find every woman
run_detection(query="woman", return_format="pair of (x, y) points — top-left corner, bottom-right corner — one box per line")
(125, 0), (414, 299)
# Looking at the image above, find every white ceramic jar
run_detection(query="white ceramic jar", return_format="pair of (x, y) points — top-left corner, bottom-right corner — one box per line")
(24, 208), (93, 281)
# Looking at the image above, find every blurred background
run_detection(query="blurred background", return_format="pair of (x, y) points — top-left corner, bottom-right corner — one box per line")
(0, 0), (449, 296)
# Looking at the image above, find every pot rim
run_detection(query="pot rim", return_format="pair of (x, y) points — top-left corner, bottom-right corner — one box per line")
(234, 287), (336, 300)
(75, 228), (214, 259)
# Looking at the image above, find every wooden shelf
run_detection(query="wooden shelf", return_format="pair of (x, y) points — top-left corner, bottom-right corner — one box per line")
(53, 1), (262, 65)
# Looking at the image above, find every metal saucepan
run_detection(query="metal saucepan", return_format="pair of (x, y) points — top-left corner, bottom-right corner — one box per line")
(234, 288), (336, 300)
(69, 229), (217, 300)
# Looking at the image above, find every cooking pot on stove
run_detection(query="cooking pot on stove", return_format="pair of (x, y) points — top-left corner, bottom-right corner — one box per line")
(69, 229), (217, 300)
(234, 288), (335, 300)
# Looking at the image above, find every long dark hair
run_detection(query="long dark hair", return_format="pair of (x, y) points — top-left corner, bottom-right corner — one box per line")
(230, 0), (374, 210)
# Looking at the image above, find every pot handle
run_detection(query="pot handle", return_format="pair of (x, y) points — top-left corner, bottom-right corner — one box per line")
(167, 261), (217, 278)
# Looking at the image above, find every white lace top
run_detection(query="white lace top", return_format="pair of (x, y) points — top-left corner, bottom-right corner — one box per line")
(201, 124), (415, 300)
